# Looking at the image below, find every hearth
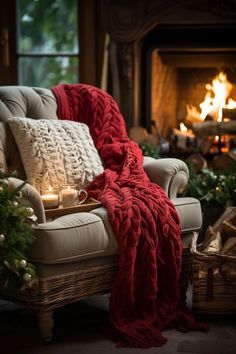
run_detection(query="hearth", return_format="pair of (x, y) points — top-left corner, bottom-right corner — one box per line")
(140, 25), (236, 143)
(102, 0), (236, 144)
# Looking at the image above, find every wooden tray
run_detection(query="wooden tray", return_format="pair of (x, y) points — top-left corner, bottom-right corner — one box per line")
(45, 198), (101, 219)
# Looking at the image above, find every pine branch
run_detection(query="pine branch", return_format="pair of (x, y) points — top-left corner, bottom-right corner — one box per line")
(0, 164), (37, 290)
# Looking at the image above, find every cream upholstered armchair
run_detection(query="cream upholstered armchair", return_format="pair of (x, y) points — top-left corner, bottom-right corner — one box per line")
(0, 86), (202, 342)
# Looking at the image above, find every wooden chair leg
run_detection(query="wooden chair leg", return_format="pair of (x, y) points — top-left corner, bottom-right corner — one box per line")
(37, 310), (54, 343)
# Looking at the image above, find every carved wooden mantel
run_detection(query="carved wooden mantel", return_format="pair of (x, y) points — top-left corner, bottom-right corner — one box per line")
(100, 0), (236, 131)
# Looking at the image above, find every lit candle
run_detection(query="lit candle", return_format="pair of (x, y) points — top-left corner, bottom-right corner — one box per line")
(61, 185), (78, 207)
(172, 127), (195, 150)
(41, 186), (59, 209)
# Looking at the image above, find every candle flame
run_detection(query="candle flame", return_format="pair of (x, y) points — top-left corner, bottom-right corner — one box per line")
(180, 122), (188, 132)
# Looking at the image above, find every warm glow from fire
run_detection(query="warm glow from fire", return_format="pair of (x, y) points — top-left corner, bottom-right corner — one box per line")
(188, 71), (236, 122)
(180, 122), (188, 132)
(227, 98), (236, 109)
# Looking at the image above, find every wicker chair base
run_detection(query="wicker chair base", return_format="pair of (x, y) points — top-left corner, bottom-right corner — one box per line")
(0, 248), (192, 340)
(1, 263), (118, 311)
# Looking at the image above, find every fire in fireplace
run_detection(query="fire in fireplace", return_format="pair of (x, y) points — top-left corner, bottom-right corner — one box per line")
(101, 0), (236, 155)
(143, 25), (236, 155)
(186, 71), (236, 123)
(171, 71), (236, 154)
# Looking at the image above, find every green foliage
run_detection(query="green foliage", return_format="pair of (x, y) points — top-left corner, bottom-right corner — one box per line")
(0, 169), (37, 290)
(19, 0), (78, 53)
(139, 142), (160, 159)
(18, 0), (78, 87)
(183, 167), (236, 210)
(19, 56), (78, 88)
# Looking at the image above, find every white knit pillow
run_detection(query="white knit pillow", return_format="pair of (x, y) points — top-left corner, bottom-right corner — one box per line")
(8, 117), (104, 192)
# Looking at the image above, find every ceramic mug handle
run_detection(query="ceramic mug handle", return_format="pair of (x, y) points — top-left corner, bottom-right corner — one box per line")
(77, 189), (88, 205)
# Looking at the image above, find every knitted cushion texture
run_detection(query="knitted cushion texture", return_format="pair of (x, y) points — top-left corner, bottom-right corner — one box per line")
(52, 83), (206, 348)
(8, 117), (104, 191)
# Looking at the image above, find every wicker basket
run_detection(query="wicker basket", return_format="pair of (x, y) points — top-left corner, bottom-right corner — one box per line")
(191, 232), (236, 314)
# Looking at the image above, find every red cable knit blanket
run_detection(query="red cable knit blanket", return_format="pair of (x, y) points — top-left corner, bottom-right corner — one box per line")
(52, 84), (205, 348)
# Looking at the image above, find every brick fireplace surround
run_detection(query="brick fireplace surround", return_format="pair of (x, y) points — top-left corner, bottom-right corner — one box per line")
(101, 0), (236, 138)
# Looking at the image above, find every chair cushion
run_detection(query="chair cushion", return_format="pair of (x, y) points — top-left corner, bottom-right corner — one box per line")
(7, 117), (104, 191)
(30, 212), (119, 264)
(91, 200), (202, 236)
(92, 201), (202, 248)
(30, 198), (201, 266)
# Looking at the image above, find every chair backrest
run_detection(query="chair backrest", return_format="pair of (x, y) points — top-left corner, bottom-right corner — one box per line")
(0, 86), (58, 177)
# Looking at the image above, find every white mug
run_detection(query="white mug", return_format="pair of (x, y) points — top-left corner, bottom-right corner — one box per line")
(61, 185), (88, 207)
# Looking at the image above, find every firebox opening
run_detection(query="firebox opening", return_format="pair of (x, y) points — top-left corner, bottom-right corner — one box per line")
(140, 24), (236, 144)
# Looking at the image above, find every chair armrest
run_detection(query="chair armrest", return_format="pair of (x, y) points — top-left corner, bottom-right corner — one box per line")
(8, 177), (46, 223)
(143, 156), (189, 199)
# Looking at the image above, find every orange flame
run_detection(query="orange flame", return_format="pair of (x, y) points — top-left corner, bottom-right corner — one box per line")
(188, 71), (236, 122)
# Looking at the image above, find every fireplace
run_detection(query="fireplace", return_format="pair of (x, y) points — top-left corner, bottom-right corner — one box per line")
(101, 0), (236, 145)
(140, 25), (236, 140)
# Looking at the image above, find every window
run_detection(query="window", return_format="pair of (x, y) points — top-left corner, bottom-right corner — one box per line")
(17, 0), (79, 87)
